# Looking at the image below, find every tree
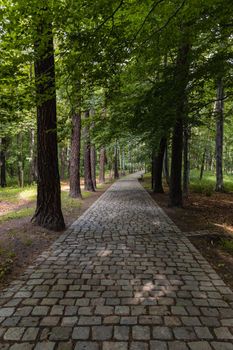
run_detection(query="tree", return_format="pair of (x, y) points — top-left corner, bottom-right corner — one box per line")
(169, 43), (190, 207)
(215, 78), (224, 192)
(83, 111), (95, 191)
(99, 146), (106, 183)
(32, 6), (65, 231)
(152, 137), (166, 193)
(114, 142), (119, 179)
(0, 138), (7, 188)
(183, 125), (190, 196)
(69, 112), (82, 198)
(91, 145), (97, 188)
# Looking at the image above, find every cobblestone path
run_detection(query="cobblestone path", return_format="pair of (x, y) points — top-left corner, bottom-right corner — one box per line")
(1, 174), (233, 350)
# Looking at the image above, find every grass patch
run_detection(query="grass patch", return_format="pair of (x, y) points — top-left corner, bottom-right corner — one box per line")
(82, 191), (93, 199)
(142, 170), (233, 196)
(0, 186), (36, 203)
(61, 191), (82, 209)
(141, 173), (152, 190)
(18, 188), (36, 201)
(220, 238), (233, 254)
(23, 238), (33, 247)
(0, 245), (16, 280)
(0, 181), (109, 224)
(0, 207), (34, 224)
(190, 170), (233, 195)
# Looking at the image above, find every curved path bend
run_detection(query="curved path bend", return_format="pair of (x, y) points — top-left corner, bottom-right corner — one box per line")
(0, 174), (233, 350)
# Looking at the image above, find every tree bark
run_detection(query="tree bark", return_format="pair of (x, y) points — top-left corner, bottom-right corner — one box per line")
(151, 152), (154, 190)
(153, 137), (166, 193)
(60, 147), (67, 180)
(163, 140), (170, 186)
(90, 145), (96, 188)
(183, 126), (190, 196)
(199, 148), (206, 180)
(32, 11), (65, 231)
(122, 147), (126, 175)
(69, 113), (82, 198)
(0, 137), (7, 188)
(169, 43), (190, 207)
(99, 146), (106, 183)
(114, 143), (119, 179)
(17, 133), (24, 188)
(215, 78), (224, 192)
(83, 110), (95, 191)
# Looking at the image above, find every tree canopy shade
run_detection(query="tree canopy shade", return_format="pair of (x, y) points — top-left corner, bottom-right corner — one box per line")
(0, 0), (233, 229)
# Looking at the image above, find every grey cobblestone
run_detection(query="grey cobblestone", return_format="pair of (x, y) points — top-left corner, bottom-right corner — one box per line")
(72, 326), (90, 339)
(0, 173), (233, 349)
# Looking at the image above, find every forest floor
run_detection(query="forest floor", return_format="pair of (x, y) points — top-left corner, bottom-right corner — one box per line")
(142, 174), (233, 291)
(0, 179), (113, 289)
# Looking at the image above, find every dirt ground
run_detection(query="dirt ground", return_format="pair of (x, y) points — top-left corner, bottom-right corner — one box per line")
(145, 180), (233, 291)
(0, 183), (112, 290)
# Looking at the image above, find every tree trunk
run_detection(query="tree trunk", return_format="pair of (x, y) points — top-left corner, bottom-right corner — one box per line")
(183, 126), (190, 196)
(0, 138), (7, 188)
(199, 148), (206, 180)
(83, 110), (95, 191)
(215, 78), (224, 192)
(17, 133), (24, 188)
(122, 147), (126, 175)
(32, 11), (65, 231)
(69, 113), (82, 198)
(60, 147), (67, 180)
(99, 146), (106, 183)
(114, 143), (119, 179)
(91, 145), (96, 188)
(163, 140), (170, 186)
(153, 137), (166, 193)
(170, 118), (183, 206)
(169, 43), (190, 207)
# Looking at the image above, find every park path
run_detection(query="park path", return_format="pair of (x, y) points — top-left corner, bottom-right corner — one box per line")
(0, 173), (233, 350)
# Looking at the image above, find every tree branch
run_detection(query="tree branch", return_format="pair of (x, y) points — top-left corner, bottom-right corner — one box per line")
(131, 0), (164, 42)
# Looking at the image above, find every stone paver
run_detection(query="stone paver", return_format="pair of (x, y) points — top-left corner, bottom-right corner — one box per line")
(0, 172), (233, 348)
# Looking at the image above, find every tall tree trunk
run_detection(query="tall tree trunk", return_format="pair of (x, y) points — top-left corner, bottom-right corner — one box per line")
(215, 78), (224, 192)
(69, 113), (82, 198)
(17, 133), (24, 188)
(60, 147), (67, 180)
(114, 143), (119, 179)
(170, 118), (183, 206)
(32, 11), (65, 231)
(151, 152), (154, 190)
(169, 43), (190, 207)
(163, 140), (170, 186)
(91, 145), (96, 188)
(183, 126), (190, 196)
(153, 137), (166, 193)
(199, 148), (206, 180)
(99, 146), (106, 183)
(83, 110), (95, 191)
(0, 137), (7, 188)
(122, 147), (125, 175)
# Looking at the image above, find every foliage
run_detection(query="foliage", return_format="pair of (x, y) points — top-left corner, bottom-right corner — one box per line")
(0, 0), (233, 206)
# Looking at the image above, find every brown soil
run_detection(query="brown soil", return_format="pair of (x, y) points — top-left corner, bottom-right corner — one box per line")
(0, 182), (112, 290)
(143, 179), (233, 291)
